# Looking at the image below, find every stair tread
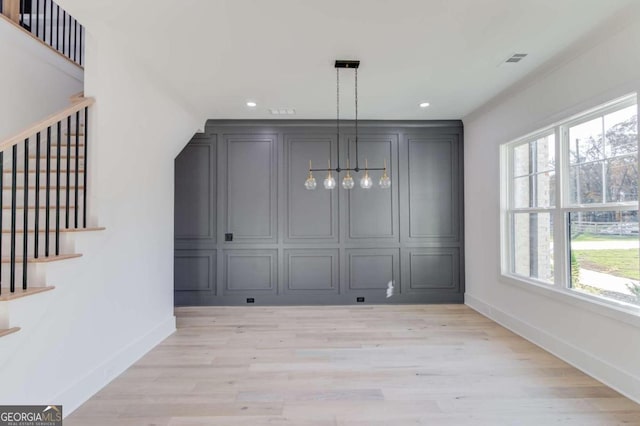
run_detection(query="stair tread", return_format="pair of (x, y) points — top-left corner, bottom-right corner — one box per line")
(0, 286), (55, 302)
(0, 327), (20, 338)
(0, 253), (82, 263)
(1, 227), (105, 234)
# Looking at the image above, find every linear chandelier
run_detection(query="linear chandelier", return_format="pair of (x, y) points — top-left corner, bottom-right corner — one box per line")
(305, 60), (391, 190)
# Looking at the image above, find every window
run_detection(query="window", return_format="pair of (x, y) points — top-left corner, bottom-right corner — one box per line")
(502, 95), (639, 310)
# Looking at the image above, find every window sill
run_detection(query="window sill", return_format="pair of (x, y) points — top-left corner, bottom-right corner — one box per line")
(499, 273), (640, 329)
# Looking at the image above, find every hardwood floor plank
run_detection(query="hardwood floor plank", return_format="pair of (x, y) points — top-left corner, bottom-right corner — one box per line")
(65, 305), (640, 425)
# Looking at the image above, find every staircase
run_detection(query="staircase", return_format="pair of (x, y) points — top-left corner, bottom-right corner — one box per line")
(0, 0), (101, 338)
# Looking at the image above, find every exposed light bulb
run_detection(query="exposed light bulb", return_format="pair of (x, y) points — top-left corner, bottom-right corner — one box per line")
(305, 176), (317, 190)
(360, 173), (372, 189)
(342, 159), (354, 189)
(246, 101), (257, 107)
(360, 158), (373, 189)
(342, 174), (354, 189)
(379, 174), (391, 189)
(324, 174), (336, 189)
(379, 158), (391, 189)
(304, 160), (316, 190)
(419, 102), (430, 108)
(324, 159), (336, 189)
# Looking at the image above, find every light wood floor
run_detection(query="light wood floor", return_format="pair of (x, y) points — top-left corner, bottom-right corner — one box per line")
(66, 305), (640, 425)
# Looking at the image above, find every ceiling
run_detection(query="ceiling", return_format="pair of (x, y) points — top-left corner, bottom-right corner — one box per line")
(59, 0), (636, 120)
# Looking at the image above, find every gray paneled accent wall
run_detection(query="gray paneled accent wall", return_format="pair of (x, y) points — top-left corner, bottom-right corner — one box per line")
(175, 120), (464, 306)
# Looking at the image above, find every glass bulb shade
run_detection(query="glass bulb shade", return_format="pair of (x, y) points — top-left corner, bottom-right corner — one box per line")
(342, 175), (355, 189)
(323, 175), (336, 189)
(360, 174), (373, 189)
(304, 176), (317, 190)
(379, 174), (391, 189)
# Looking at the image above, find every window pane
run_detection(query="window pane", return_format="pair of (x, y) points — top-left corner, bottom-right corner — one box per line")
(513, 176), (531, 208)
(606, 155), (638, 202)
(604, 105), (638, 158)
(569, 162), (603, 204)
(513, 212), (554, 283)
(569, 211), (640, 307)
(537, 171), (555, 208)
(513, 143), (530, 177)
(536, 134), (555, 172)
(513, 172), (555, 208)
(569, 117), (603, 164)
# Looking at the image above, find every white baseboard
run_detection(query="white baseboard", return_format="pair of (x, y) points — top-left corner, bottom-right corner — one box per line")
(54, 315), (176, 417)
(465, 293), (640, 404)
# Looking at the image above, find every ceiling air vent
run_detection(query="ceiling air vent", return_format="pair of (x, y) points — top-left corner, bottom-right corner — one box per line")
(504, 53), (528, 64)
(269, 108), (296, 115)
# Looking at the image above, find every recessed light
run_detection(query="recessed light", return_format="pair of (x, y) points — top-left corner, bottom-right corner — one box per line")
(246, 101), (257, 107)
(419, 102), (430, 108)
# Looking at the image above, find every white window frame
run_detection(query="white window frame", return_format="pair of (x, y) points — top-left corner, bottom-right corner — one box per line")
(500, 93), (640, 319)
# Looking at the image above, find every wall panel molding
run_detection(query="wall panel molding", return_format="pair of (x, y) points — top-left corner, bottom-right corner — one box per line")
(224, 134), (278, 243)
(346, 134), (400, 243)
(401, 247), (460, 293)
(284, 134), (339, 243)
(223, 249), (278, 294)
(175, 134), (217, 249)
(284, 249), (339, 294)
(346, 248), (400, 292)
(176, 121), (464, 305)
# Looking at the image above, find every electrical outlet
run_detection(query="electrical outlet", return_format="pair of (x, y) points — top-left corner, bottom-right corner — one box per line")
(225, 233), (233, 241)
(356, 297), (365, 303)
(246, 298), (255, 304)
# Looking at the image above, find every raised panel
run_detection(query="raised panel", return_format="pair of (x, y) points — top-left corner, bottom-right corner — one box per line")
(226, 135), (277, 242)
(284, 249), (339, 293)
(175, 136), (216, 245)
(347, 249), (399, 291)
(407, 136), (459, 241)
(402, 248), (460, 292)
(285, 135), (338, 242)
(224, 250), (277, 293)
(347, 135), (399, 242)
(174, 250), (216, 293)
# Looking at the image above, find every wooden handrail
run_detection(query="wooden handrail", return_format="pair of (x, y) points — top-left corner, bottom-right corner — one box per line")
(0, 97), (94, 153)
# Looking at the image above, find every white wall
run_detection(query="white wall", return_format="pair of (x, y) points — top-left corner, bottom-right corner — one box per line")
(463, 10), (640, 402)
(0, 25), (201, 413)
(0, 17), (83, 141)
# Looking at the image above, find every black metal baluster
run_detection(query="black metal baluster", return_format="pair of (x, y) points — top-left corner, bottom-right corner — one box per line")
(55, 121), (61, 255)
(65, 115), (70, 228)
(79, 25), (83, 66)
(45, 126), (51, 256)
(67, 12), (71, 60)
(83, 107), (88, 228)
(73, 19), (77, 63)
(35, 0), (39, 37)
(49, 0), (52, 47)
(19, 0), (25, 27)
(74, 111), (79, 228)
(61, 10), (66, 56)
(10, 146), (18, 293)
(34, 132), (40, 258)
(42, 0), (46, 43)
(0, 151), (3, 294)
(56, 4), (59, 51)
(22, 139), (29, 289)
